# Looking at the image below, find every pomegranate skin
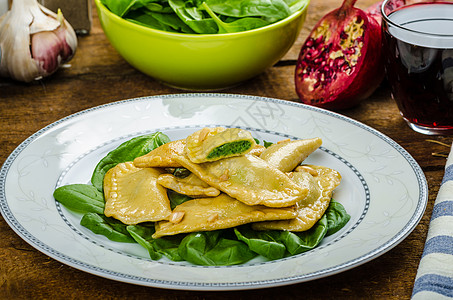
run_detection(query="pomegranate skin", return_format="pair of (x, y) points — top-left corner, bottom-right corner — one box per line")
(295, 0), (385, 110)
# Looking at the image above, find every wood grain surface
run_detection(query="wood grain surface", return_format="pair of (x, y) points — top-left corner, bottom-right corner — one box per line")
(0, 0), (452, 299)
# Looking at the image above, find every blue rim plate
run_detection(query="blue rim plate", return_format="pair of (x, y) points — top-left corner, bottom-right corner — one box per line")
(0, 94), (428, 290)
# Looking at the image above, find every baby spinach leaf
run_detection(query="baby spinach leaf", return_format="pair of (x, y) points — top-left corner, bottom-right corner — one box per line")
(80, 213), (135, 243)
(125, 16), (173, 32)
(283, 0), (309, 14)
(172, 167), (191, 178)
(102, 0), (162, 17)
(325, 199), (351, 236)
(202, 3), (269, 33)
(126, 10), (193, 33)
(167, 190), (192, 209)
(178, 230), (257, 266)
(91, 132), (170, 191)
(277, 215), (328, 255)
(234, 226), (286, 259)
(102, 0), (140, 17)
(204, 0), (291, 21)
(127, 224), (183, 261)
(142, 1), (174, 13)
(263, 140), (274, 148)
(168, 0), (218, 33)
(253, 138), (273, 147)
(53, 184), (104, 214)
(127, 224), (162, 260)
(147, 11), (195, 32)
(152, 235), (185, 261)
(218, 17), (270, 33)
(101, 0), (132, 16)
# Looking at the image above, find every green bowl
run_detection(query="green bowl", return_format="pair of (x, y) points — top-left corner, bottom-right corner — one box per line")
(95, 0), (309, 90)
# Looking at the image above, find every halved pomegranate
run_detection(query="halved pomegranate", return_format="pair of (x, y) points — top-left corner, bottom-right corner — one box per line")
(295, 0), (384, 110)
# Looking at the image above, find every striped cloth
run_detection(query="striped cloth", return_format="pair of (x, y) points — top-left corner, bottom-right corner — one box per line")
(412, 142), (453, 300)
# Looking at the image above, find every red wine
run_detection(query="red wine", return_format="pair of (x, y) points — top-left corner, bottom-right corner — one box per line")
(382, 2), (453, 134)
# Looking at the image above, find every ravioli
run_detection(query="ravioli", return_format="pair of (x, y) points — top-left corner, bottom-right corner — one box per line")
(157, 173), (221, 197)
(153, 194), (297, 238)
(252, 165), (341, 231)
(103, 162), (171, 224)
(185, 127), (256, 163)
(259, 138), (322, 172)
(133, 139), (185, 168)
(174, 154), (308, 207)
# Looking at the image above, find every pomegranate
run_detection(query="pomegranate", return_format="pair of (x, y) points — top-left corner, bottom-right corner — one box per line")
(295, 0), (384, 110)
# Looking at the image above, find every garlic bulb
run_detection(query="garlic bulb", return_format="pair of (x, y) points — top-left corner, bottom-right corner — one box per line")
(0, 0), (77, 82)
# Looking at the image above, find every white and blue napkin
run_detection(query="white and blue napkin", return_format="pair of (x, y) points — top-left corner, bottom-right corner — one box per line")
(412, 142), (453, 299)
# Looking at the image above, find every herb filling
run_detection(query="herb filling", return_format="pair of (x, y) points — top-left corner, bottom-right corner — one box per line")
(206, 140), (252, 159)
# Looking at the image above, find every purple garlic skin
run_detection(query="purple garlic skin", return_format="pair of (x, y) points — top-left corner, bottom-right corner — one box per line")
(32, 24), (75, 74)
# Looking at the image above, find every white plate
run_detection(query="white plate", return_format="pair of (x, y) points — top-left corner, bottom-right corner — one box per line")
(0, 94), (427, 290)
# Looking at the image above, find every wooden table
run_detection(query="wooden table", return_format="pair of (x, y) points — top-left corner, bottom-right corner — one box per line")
(1, 0), (451, 298)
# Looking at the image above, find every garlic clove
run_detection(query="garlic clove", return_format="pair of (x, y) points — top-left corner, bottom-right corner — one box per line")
(0, 0), (77, 82)
(32, 31), (64, 74)
(55, 9), (77, 62)
(32, 10), (76, 74)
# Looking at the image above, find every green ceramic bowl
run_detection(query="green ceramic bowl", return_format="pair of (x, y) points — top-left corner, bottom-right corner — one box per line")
(95, 0), (309, 90)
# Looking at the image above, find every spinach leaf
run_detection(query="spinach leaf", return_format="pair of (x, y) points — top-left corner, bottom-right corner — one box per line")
(102, 0), (162, 17)
(147, 10), (195, 32)
(127, 224), (183, 261)
(283, 0), (309, 14)
(276, 214), (328, 255)
(202, 3), (270, 33)
(253, 138), (273, 147)
(91, 132), (170, 191)
(142, 1), (174, 13)
(101, 0), (141, 17)
(325, 199), (351, 236)
(204, 0), (291, 22)
(101, 0), (133, 16)
(263, 140), (274, 148)
(168, 0), (218, 33)
(178, 230), (257, 266)
(234, 226), (286, 259)
(167, 190), (192, 210)
(126, 10), (193, 33)
(80, 213), (135, 243)
(172, 167), (191, 178)
(53, 184), (104, 214)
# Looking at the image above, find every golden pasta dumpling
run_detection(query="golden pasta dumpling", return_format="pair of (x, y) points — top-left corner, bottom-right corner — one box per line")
(153, 194), (297, 238)
(185, 127), (256, 163)
(157, 173), (221, 197)
(252, 165), (341, 232)
(133, 139), (185, 168)
(175, 154), (308, 208)
(103, 162), (171, 224)
(259, 138), (322, 172)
